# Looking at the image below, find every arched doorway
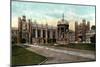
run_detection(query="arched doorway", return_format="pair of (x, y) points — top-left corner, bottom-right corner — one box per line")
(22, 38), (26, 43)
(78, 36), (83, 42)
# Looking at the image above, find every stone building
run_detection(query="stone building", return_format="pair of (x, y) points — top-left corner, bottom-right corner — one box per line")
(11, 27), (18, 43)
(12, 15), (94, 45)
(17, 16), (58, 44)
(67, 30), (75, 43)
(15, 15), (71, 45)
(75, 19), (90, 42)
(86, 25), (96, 43)
(57, 14), (69, 44)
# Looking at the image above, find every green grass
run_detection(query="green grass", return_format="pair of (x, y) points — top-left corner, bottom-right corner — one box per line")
(56, 43), (96, 51)
(40, 43), (95, 51)
(12, 45), (47, 66)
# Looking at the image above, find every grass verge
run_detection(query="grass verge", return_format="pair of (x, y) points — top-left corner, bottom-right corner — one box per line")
(56, 43), (96, 51)
(40, 43), (95, 51)
(12, 45), (47, 66)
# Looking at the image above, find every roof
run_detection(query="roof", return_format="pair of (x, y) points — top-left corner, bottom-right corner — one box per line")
(57, 19), (69, 25)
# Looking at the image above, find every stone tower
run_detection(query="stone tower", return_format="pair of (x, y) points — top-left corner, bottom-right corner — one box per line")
(57, 14), (69, 44)
(17, 17), (22, 43)
(27, 19), (32, 44)
(75, 19), (90, 42)
(75, 21), (78, 41)
(17, 15), (28, 43)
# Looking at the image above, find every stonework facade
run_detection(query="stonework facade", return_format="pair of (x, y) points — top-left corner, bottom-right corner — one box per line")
(12, 15), (93, 44)
(75, 19), (90, 42)
(15, 15), (72, 45)
(17, 16), (56, 44)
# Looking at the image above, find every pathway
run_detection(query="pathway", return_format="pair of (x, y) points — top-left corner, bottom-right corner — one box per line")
(21, 44), (96, 64)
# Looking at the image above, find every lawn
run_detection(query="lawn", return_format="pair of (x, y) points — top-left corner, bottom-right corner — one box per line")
(12, 45), (47, 66)
(56, 43), (96, 51)
(40, 43), (96, 51)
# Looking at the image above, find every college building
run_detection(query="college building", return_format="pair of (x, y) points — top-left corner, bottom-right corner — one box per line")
(11, 15), (95, 45)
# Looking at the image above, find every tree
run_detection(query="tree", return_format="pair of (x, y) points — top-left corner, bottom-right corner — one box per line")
(91, 25), (96, 30)
(90, 34), (96, 43)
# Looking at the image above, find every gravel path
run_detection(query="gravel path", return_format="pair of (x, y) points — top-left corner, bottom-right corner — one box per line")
(23, 45), (96, 64)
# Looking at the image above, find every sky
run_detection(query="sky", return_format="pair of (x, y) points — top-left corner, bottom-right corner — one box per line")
(11, 1), (95, 31)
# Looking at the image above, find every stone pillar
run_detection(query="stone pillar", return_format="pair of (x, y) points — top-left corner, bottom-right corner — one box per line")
(55, 29), (58, 39)
(50, 29), (53, 39)
(40, 29), (43, 44)
(59, 28), (61, 40)
(45, 29), (48, 43)
(28, 19), (32, 44)
(35, 28), (38, 38)
(35, 28), (38, 43)
(41, 29), (43, 38)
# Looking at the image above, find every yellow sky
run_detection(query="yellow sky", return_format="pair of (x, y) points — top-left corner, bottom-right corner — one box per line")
(11, 17), (95, 31)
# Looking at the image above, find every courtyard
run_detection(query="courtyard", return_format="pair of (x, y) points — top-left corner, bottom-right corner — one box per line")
(12, 43), (96, 66)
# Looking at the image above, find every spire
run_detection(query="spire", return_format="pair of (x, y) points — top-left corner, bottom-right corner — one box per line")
(62, 13), (64, 20)
(62, 13), (65, 22)
(63, 13), (64, 19)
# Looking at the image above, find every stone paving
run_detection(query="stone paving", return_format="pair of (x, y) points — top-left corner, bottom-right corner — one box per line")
(22, 44), (96, 64)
